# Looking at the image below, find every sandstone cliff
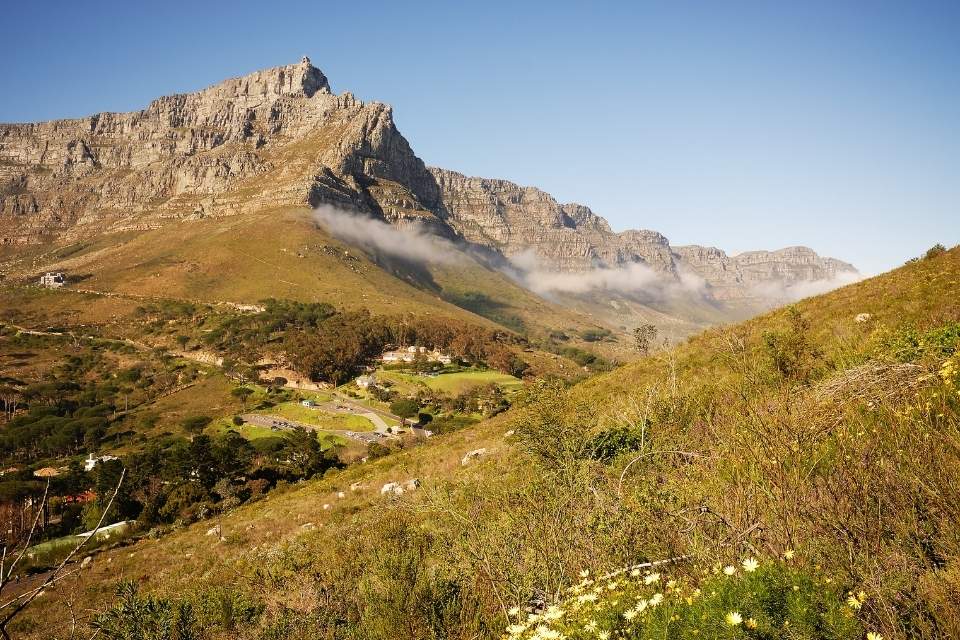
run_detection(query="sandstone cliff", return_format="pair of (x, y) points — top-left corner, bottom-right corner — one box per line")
(0, 58), (857, 305)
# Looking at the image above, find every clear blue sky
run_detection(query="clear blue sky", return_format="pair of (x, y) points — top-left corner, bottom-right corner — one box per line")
(3, 1), (958, 274)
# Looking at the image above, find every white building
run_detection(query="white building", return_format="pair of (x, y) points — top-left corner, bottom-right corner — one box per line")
(356, 374), (377, 389)
(39, 272), (66, 288)
(84, 453), (119, 472)
(381, 346), (453, 365)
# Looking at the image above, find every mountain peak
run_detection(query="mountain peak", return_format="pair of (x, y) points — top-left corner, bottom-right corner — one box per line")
(212, 57), (331, 100)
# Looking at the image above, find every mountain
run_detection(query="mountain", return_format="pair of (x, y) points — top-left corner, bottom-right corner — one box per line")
(0, 58), (857, 336)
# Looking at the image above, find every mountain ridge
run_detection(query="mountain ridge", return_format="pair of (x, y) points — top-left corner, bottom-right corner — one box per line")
(1, 58), (857, 310)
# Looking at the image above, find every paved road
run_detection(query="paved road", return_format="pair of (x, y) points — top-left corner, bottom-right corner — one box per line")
(323, 399), (392, 432)
(330, 393), (403, 426)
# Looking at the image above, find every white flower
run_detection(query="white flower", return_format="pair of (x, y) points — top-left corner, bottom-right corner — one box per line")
(623, 609), (637, 621)
(742, 557), (759, 572)
(725, 611), (743, 626)
(506, 623), (526, 635)
(598, 632), (610, 640)
(534, 625), (560, 639)
(723, 565), (737, 576)
(649, 593), (664, 606)
(630, 568), (641, 577)
(543, 605), (564, 621)
(508, 606), (521, 617)
(579, 569), (590, 578)
(644, 572), (661, 585)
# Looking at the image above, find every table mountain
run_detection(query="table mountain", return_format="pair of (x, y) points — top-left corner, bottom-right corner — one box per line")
(0, 57), (857, 310)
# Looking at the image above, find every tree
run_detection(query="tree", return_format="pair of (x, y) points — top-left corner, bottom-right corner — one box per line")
(486, 346), (529, 378)
(282, 427), (339, 478)
(633, 324), (658, 356)
(181, 415), (212, 434)
(924, 243), (947, 260)
(390, 398), (420, 425)
(230, 386), (254, 407)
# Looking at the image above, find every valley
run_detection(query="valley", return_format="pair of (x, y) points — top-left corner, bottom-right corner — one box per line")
(0, 52), (955, 640)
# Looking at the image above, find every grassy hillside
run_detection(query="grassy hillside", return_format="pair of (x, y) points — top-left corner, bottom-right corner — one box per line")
(0, 207), (632, 360)
(7, 246), (960, 639)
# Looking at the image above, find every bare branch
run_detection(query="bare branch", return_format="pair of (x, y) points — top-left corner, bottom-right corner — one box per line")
(0, 480), (50, 597)
(0, 470), (125, 635)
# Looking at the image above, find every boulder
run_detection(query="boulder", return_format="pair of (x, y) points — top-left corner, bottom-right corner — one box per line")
(461, 448), (488, 466)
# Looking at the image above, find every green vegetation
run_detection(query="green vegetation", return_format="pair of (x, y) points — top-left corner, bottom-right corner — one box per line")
(250, 401), (375, 431)
(504, 557), (863, 640)
(6, 246), (960, 640)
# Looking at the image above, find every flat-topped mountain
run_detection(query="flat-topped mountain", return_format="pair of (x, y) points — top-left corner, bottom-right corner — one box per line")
(0, 58), (857, 314)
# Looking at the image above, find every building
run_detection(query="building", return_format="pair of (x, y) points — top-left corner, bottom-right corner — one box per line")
(381, 346), (453, 365)
(39, 272), (66, 288)
(84, 453), (119, 472)
(356, 374), (377, 389)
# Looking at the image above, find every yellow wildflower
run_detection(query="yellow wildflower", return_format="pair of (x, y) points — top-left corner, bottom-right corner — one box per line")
(784, 549), (795, 560)
(725, 611), (743, 626)
(866, 633), (883, 640)
(746, 618), (759, 629)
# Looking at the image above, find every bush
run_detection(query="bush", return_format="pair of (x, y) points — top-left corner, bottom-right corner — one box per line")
(587, 426), (644, 462)
(924, 243), (947, 260)
(181, 415), (212, 433)
(93, 581), (200, 640)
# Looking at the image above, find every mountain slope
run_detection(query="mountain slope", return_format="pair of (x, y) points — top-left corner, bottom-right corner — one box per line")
(2, 58), (857, 341)
(10, 245), (958, 640)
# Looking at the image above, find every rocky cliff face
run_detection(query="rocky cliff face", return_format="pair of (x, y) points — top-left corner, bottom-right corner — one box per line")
(0, 58), (857, 304)
(427, 168), (858, 301)
(0, 57), (442, 244)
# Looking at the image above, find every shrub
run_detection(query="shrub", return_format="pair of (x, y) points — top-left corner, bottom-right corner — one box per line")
(93, 581), (200, 640)
(587, 427), (644, 462)
(181, 415), (212, 433)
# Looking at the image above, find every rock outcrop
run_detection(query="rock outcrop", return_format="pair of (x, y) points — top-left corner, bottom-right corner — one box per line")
(0, 57), (440, 244)
(0, 58), (857, 304)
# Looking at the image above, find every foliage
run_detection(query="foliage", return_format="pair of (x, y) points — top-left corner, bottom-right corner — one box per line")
(93, 581), (200, 640)
(586, 427), (644, 462)
(633, 324), (658, 355)
(761, 307), (822, 381)
(503, 557), (863, 640)
(390, 398), (421, 420)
